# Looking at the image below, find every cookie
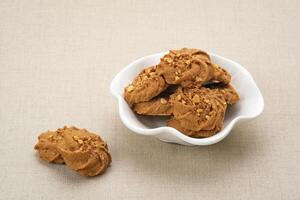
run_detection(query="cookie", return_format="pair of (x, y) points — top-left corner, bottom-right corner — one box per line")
(210, 63), (231, 85)
(169, 86), (227, 137)
(133, 96), (173, 116)
(157, 48), (211, 86)
(35, 126), (112, 177)
(157, 48), (231, 87)
(124, 66), (168, 105)
(205, 82), (239, 105)
(34, 131), (64, 164)
(167, 117), (218, 138)
(171, 48), (211, 62)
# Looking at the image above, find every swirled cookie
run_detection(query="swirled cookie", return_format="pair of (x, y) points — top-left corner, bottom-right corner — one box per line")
(167, 117), (219, 138)
(210, 63), (231, 85)
(168, 87), (227, 137)
(205, 82), (239, 105)
(124, 66), (168, 105)
(34, 131), (64, 164)
(133, 96), (173, 116)
(157, 48), (211, 86)
(35, 126), (112, 177)
(157, 48), (231, 86)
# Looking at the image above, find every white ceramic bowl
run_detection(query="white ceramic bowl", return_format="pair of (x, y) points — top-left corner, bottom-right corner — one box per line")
(110, 52), (264, 145)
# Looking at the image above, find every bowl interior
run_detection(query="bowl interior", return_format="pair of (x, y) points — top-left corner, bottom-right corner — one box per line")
(111, 52), (264, 137)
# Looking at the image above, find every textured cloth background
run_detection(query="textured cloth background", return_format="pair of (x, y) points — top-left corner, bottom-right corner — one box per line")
(0, 0), (300, 199)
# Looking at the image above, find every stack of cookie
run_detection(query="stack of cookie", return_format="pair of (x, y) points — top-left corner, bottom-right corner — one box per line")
(124, 48), (239, 138)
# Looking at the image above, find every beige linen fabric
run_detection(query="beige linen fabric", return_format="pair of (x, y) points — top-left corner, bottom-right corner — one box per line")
(0, 0), (300, 199)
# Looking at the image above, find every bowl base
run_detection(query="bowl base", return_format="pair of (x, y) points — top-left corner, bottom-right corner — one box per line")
(158, 138), (195, 146)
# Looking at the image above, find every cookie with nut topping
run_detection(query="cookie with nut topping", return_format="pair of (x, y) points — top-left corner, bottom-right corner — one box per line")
(34, 126), (111, 177)
(124, 66), (168, 105)
(167, 117), (220, 138)
(210, 63), (231, 85)
(205, 82), (239, 105)
(168, 86), (227, 137)
(157, 48), (211, 86)
(157, 48), (231, 87)
(34, 131), (65, 164)
(133, 95), (173, 116)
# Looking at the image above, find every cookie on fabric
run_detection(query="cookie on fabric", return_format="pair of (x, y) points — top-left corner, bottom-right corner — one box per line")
(35, 126), (111, 177)
(34, 131), (64, 164)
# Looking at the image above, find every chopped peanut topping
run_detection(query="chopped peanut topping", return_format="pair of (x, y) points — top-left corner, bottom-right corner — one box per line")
(164, 57), (173, 63)
(197, 108), (203, 113)
(73, 135), (79, 141)
(127, 85), (135, 92)
(160, 98), (167, 104)
(145, 68), (152, 74)
(192, 94), (200, 103)
(204, 99), (210, 103)
(195, 76), (203, 82)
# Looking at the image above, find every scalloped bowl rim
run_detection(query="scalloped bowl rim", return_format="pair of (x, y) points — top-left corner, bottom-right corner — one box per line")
(110, 52), (264, 145)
